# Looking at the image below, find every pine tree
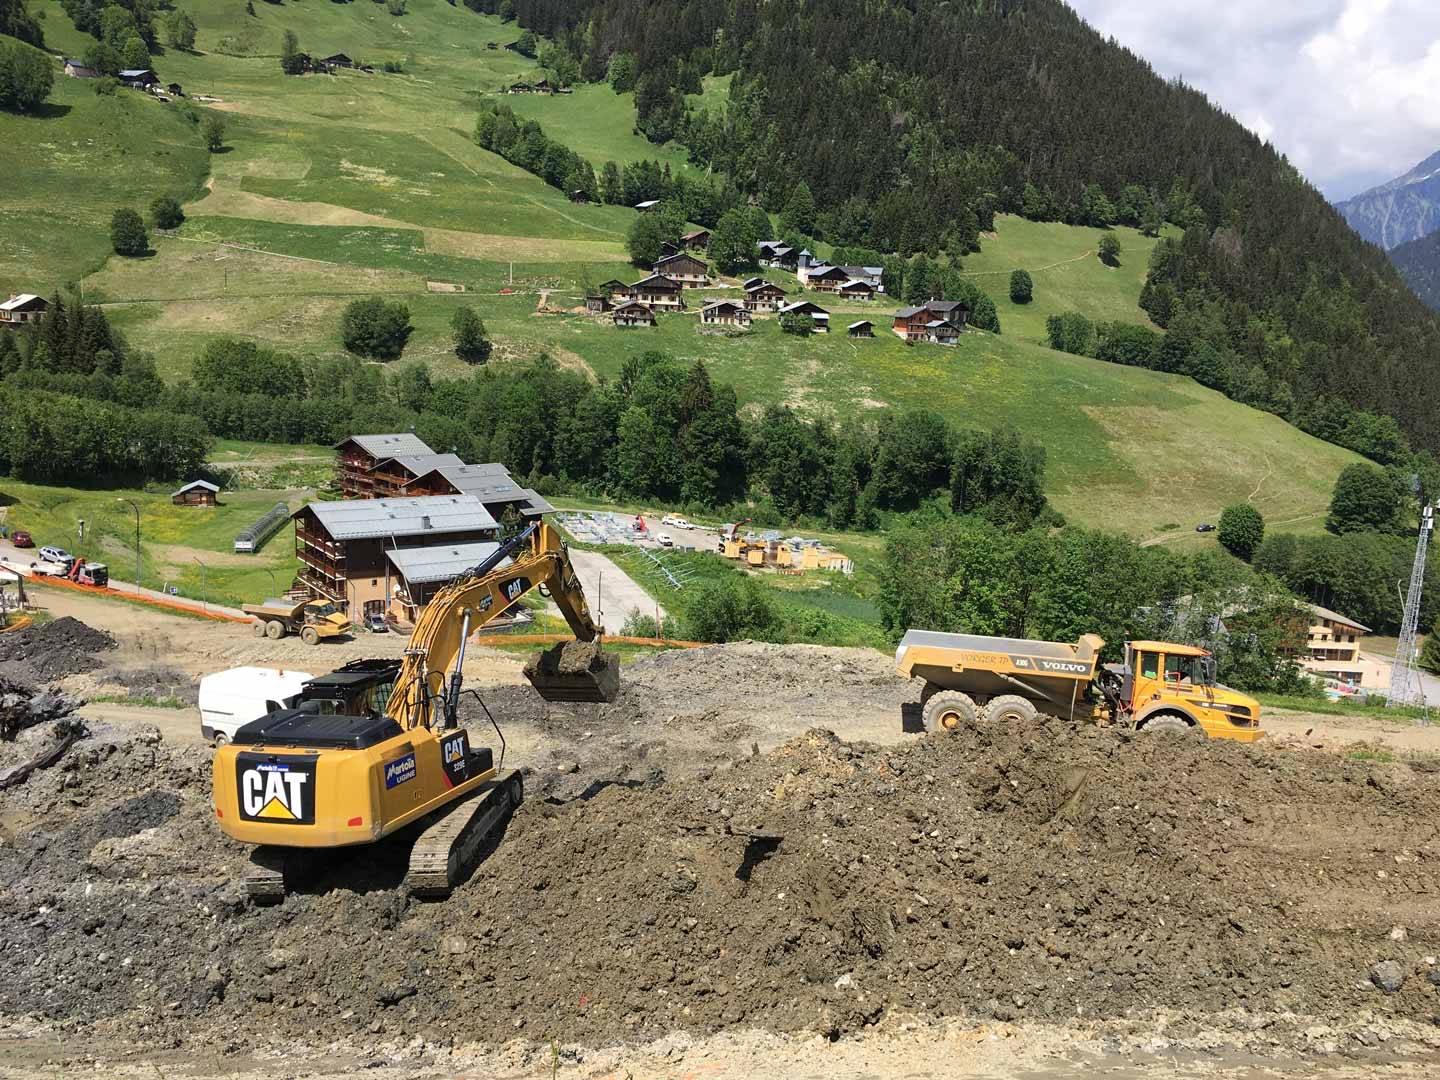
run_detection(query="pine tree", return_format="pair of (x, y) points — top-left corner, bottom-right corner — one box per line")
(780, 181), (815, 236)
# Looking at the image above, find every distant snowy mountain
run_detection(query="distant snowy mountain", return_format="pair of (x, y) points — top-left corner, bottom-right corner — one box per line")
(1335, 149), (1440, 250)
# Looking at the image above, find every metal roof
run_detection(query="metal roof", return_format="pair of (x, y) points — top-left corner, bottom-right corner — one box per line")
(894, 306), (925, 317)
(384, 542), (508, 585)
(630, 274), (680, 289)
(847, 320), (873, 329)
(171, 480), (220, 496)
(0, 294), (43, 311)
(371, 452), (463, 475)
(337, 433), (435, 458)
(119, 68), (154, 77)
(302, 495), (496, 540)
(1303, 602), (1372, 633)
(701, 299), (745, 312)
(634, 200), (660, 209)
(779, 301), (828, 315)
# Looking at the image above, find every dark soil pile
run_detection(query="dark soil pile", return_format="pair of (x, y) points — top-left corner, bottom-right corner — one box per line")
(0, 708), (1436, 1052)
(0, 616), (117, 684)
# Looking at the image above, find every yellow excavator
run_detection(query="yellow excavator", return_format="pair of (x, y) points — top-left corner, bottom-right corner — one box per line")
(211, 522), (618, 902)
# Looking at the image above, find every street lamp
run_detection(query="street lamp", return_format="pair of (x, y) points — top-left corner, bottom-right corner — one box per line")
(266, 569), (279, 598)
(193, 555), (207, 613)
(116, 498), (140, 591)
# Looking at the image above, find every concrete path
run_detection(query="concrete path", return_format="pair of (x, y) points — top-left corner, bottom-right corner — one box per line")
(564, 549), (668, 635)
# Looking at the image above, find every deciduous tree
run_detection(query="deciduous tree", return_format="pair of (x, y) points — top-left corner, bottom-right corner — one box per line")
(110, 207), (148, 256)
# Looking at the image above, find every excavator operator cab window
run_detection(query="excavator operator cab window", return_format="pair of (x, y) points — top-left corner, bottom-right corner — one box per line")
(1138, 651), (1161, 680)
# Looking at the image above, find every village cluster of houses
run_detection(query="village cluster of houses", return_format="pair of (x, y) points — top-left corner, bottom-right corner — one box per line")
(507, 79), (573, 95)
(63, 59), (183, 99)
(290, 52), (375, 75)
(575, 230), (968, 344)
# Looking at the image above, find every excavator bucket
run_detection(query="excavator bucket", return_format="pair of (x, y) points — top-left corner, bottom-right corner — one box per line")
(523, 639), (620, 703)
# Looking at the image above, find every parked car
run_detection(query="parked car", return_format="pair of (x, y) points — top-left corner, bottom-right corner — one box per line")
(10, 530), (32, 548)
(656, 532), (674, 547)
(365, 611), (389, 633)
(672, 518), (692, 530)
(39, 545), (73, 566)
(660, 515), (677, 527)
(1196, 523), (1216, 533)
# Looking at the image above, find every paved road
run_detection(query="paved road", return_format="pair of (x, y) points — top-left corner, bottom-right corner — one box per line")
(565, 548), (668, 634)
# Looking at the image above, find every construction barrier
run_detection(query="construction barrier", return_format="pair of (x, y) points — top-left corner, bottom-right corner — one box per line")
(0, 616), (33, 634)
(471, 632), (705, 649)
(28, 575), (250, 623)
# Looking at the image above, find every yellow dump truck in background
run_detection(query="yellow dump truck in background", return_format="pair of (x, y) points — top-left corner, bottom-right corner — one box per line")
(895, 630), (1262, 741)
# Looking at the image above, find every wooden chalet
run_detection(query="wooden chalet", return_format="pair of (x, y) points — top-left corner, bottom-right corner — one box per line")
(323, 53), (355, 69)
(847, 320), (875, 338)
(892, 300), (969, 342)
(612, 301), (656, 327)
(166, 82), (184, 96)
(171, 480), (220, 507)
(401, 462), (555, 521)
(653, 251), (709, 288)
(699, 300), (752, 328)
(801, 265), (850, 292)
(569, 189), (591, 204)
(681, 228), (711, 251)
(657, 240), (680, 259)
(839, 265), (884, 289)
(757, 241), (797, 270)
(334, 433), (437, 498)
(838, 279), (876, 301)
(596, 278), (627, 296)
(585, 294), (613, 313)
(63, 58), (98, 78)
(743, 280), (786, 312)
(119, 68), (159, 88)
(0, 293), (48, 326)
(620, 274), (686, 310)
(779, 300), (830, 332)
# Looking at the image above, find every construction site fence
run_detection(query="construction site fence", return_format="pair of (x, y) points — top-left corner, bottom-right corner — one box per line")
(30, 575), (250, 623)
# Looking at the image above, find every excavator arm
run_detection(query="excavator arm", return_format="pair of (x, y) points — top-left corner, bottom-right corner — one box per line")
(385, 521), (610, 731)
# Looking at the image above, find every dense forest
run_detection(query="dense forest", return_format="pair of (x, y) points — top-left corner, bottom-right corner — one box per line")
(1391, 232), (1440, 313)
(491, 0), (1440, 457)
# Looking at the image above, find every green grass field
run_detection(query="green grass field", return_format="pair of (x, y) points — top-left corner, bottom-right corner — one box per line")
(0, 1), (1363, 544)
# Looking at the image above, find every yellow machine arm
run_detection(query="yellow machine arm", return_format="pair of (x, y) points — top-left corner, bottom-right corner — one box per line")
(385, 521), (601, 732)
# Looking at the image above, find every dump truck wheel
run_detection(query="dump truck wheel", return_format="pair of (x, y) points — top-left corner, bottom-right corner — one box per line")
(922, 690), (978, 733)
(1143, 712), (1195, 735)
(986, 694), (1037, 724)
(251, 620), (266, 638)
(300, 626), (319, 645)
(265, 619), (284, 640)
(212, 733), (229, 749)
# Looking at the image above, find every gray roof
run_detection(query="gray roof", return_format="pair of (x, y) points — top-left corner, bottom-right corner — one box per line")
(385, 542), (508, 586)
(927, 300), (966, 313)
(1304, 602), (1371, 633)
(372, 452), (464, 475)
(840, 265), (883, 277)
(119, 69), (154, 78)
(171, 480), (220, 496)
(894, 306), (925, 318)
(302, 495), (497, 540)
(630, 274), (680, 289)
(847, 320), (873, 329)
(338, 433), (435, 458)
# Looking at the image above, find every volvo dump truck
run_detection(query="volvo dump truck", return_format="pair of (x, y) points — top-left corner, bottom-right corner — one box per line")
(896, 630), (1262, 741)
(212, 522), (618, 902)
(243, 598), (351, 644)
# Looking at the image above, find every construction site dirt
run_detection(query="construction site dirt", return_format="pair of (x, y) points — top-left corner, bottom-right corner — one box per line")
(2, 594), (1439, 1078)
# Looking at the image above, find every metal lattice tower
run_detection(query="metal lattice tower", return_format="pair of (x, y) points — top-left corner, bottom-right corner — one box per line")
(1387, 502), (1435, 717)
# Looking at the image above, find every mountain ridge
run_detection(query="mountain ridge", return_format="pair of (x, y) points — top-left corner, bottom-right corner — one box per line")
(1335, 148), (1440, 250)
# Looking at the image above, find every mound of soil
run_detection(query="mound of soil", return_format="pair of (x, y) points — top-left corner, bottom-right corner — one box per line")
(0, 690), (1436, 1053)
(0, 616), (117, 684)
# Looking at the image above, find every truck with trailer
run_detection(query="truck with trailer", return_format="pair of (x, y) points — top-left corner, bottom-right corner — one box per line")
(243, 598), (351, 644)
(895, 630), (1262, 741)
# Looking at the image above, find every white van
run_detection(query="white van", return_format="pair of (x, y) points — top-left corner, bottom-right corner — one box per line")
(199, 666), (314, 747)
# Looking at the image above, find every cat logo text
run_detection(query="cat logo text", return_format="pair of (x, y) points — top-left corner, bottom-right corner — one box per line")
(235, 755), (316, 825)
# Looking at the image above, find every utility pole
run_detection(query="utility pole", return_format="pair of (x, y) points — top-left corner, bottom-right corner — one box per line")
(117, 498), (141, 592)
(1388, 500), (1435, 720)
(193, 555), (207, 612)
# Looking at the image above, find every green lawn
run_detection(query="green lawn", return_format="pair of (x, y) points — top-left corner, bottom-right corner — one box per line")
(0, 478), (301, 607)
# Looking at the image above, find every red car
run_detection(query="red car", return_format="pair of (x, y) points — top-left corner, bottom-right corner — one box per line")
(10, 530), (33, 548)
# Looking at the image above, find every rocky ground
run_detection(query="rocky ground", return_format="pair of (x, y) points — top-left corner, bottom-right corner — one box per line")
(2, 608), (1439, 1077)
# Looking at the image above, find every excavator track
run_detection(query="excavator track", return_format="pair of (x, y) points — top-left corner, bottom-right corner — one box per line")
(244, 846), (291, 905)
(406, 769), (524, 899)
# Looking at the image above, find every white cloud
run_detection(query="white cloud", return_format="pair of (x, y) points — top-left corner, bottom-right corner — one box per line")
(1069, 0), (1440, 199)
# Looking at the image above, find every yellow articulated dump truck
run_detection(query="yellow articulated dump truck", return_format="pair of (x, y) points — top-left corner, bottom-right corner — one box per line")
(895, 630), (1262, 741)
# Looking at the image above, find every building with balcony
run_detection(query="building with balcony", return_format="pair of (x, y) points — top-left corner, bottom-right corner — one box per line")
(1297, 603), (1390, 690)
(334, 433), (437, 498)
(292, 495), (498, 618)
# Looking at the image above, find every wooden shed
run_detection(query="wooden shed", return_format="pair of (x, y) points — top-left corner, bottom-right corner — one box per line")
(172, 480), (220, 507)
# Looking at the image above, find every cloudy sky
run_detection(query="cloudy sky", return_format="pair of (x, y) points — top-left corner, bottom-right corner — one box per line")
(1066, 0), (1440, 201)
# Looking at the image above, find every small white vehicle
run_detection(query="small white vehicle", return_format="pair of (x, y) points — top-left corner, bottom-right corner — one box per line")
(39, 546), (73, 567)
(199, 666), (314, 747)
(672, 518), (692, 530)
(656, 532), (674, 547)
(660, 515), (677, 527)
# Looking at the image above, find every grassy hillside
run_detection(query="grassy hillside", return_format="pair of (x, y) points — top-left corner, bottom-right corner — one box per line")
(0, 1), (1363, 542)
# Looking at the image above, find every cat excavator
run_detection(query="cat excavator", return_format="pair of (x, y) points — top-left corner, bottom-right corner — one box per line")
(211, 521), (618, 902)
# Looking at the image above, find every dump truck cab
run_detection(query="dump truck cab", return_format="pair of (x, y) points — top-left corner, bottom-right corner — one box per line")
(1118, 640), (1262, 741)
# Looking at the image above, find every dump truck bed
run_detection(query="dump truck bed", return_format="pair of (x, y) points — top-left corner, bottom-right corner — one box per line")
(896, 629), (1105, 712)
